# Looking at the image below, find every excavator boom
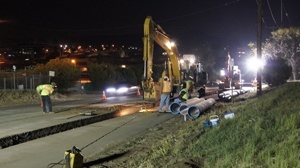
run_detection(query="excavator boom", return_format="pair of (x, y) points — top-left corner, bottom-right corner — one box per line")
(142, 16), (181, 101)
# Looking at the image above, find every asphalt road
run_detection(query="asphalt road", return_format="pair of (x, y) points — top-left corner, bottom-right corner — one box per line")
(0, 94), (178, 168)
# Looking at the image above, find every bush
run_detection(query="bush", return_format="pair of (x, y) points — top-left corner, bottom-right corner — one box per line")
(33, 58), (81, 92)
(263, 57), (292, 86)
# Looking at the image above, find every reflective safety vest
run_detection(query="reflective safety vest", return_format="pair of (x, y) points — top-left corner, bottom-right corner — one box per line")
(162, 81), (171, 93)
(36, 84), (54, 96)
(179, 88), (189, 101)
(187, 80), (193, 91)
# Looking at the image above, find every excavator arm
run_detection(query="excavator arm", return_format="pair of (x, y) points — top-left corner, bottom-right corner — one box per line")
(142, 16), (181, 101)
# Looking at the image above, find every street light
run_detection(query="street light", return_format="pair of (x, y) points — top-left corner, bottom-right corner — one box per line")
(60, 44), (67, 57)
(71, 59), (76, 66)
(247, 57), (265, 73)
(220, 69), (226, 76)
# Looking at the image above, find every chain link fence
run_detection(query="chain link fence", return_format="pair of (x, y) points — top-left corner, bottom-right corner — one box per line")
(0, 72), (51, 90)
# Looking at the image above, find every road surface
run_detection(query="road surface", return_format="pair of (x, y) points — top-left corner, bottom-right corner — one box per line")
(0, 94), (178, 168)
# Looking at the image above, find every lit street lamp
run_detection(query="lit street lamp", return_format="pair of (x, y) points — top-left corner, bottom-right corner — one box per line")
(247, 57), (265, 73)
(71, 59), (76, 66)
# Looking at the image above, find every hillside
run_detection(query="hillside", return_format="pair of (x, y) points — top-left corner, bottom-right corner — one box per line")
(85, 83), (300, 168)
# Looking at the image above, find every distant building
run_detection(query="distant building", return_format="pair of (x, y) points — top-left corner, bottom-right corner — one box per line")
(0, 43), (143, 71)
(0, 43), (58, 70)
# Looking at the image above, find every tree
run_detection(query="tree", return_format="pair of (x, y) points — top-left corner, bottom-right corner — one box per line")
(88, 63), (116, 90)
(115, 67), (137, 85)
(130, 63), (144, 86)
(33, 58), (80, 91)
(263, 57), (292, 86)
(264, 27), (300, 80)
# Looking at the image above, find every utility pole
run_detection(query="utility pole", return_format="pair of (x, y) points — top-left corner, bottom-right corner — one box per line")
(257, 0), (263, 96)
(281, 0), (283, 27)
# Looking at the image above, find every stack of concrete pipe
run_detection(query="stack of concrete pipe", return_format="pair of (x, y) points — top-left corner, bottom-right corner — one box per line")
(218, 90), (240, 100)
(218, 88), (251, 100)
(170, 98), (205, 114)
(170, 97), (216, 121)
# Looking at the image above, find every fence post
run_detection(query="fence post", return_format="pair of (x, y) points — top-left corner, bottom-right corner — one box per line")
(25, 75), (28, 90)
(32, 74), (35, 90)
(13, 72), (16, 90)
(4, 78), (6, 90)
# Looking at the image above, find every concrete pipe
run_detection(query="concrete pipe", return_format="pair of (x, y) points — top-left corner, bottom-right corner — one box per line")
(179, 98), (205, 120)
(223, 91), (239, 100)
(182, 98), (206, 107)
(171, 98), (205, 114)
(218, 90), (231, 99)
(219, 90), (239, 100)
(170, 102), (181, 114)
(187, 98), (216, 119)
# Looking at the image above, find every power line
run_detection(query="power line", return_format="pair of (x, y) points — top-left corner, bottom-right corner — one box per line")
(266, 0), (279, 28)
(282, 2), (293, 27)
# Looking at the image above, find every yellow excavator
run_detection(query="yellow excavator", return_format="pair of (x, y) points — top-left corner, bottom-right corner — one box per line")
(142, 16), (182, 101)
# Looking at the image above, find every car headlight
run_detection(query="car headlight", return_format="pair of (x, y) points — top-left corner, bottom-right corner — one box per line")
(106, 87), (116, 93)
(117, 87), (128, 93)
(130, 86), (139, 89)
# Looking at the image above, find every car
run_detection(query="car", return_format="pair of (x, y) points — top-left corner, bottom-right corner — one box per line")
(105, 82), (140, 96)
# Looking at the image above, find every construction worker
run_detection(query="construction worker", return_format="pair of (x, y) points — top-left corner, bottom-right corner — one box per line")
(173, 82), (189, 103)
(187, 76), (194, 99)
(36, 82), (57, 113)
(198, 85), (206, 98)
(158, 76), (172, 112)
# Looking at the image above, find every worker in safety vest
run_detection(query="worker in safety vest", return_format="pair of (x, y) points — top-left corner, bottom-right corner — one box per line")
(186, 76), (194, 99)
(198, 85), (206, 98)
(174, 82), (189, 103)
(158, 76), (172, 112)
(36, 82), (57, 113)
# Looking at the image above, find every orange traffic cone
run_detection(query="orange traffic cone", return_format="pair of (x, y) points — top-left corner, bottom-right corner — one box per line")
(137, 89), (141, 96)
(102, 91), (107, 100)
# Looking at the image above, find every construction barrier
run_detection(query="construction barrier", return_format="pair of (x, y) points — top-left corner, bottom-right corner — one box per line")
(101, 91), (106, 100)
(137, 89), (141, 96)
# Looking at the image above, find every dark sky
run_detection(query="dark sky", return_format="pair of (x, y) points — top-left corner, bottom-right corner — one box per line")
(0, 0), (299, 52)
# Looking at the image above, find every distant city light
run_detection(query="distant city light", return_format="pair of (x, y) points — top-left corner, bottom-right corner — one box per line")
(71, 59), (76, 66)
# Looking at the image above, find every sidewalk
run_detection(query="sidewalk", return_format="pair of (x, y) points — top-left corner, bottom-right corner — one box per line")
(0, 110), (176, 168)
(0, 98), (152, 149)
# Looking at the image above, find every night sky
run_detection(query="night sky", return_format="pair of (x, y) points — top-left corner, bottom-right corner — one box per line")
(0, 0), (299, 53)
